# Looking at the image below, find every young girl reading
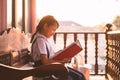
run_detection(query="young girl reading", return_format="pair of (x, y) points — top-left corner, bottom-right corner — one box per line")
(31, 15), (86, 80)
(31, 15), (69, 67)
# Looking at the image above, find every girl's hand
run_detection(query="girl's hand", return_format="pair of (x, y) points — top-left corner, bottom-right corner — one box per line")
(61, 58), (71, 64)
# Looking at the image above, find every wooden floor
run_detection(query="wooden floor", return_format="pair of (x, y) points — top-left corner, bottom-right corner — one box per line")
(90, 75), (106, 80)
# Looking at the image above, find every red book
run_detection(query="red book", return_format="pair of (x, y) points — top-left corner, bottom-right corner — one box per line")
(51, 40), (83, 60)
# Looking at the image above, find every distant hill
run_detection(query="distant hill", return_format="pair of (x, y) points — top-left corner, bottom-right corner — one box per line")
(57, 21), (100, 32)
(58, 21), (83, 26)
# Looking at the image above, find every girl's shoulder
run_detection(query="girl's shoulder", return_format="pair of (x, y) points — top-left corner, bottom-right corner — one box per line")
(36, 33), (47, 40)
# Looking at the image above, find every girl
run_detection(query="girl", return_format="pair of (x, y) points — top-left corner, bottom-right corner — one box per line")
(31, 15), (86, 80)
(31, 15), (69, 67)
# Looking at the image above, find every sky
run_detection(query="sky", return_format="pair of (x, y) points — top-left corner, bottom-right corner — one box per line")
(36, 0), (120, 26)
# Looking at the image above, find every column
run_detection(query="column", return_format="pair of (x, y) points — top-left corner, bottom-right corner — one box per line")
(12, 0), (17, 28)
(0, 0), (7, 33)
(28, 0), (37, 33)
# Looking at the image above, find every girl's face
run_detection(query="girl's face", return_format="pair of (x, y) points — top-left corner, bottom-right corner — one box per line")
(44, 23), (58, 38)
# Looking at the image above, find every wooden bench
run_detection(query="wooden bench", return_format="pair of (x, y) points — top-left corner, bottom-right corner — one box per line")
(0, 28), (68, 80)
(0, 62), (68, 80)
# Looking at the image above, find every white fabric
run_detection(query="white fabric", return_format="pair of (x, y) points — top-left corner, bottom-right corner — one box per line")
(31, 33), (56, 80)
(32, 33), (55, 61)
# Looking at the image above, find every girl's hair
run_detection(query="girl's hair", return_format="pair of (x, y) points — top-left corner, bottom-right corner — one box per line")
(31, 15), (59, 43)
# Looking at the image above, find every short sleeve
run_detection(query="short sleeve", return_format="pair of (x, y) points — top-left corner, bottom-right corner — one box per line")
(36, 37), (47, 55)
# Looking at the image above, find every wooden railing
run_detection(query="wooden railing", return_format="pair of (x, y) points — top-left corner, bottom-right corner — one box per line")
(106, 31), (120, 80)
(53, 31), (106, 75)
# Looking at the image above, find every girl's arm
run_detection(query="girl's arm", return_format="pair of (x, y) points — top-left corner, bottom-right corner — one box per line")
(40, 54), (70, 65)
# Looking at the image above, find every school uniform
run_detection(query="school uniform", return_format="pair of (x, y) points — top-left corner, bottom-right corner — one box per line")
(31, 33), (55, 80)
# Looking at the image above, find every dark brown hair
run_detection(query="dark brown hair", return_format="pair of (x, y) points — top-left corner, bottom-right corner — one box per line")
(31, 15), (59, 42)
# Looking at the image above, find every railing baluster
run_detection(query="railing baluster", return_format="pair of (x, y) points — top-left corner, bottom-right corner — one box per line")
(95, 33), (98, 75)
(74, 33), (77, 42)
(63, 33), (67, 48)
(53, 33), (57, 44)
(84, 33), (88, 64)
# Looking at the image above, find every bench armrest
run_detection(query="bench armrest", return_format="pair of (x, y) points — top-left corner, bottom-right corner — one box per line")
(0, 63), (68, 80)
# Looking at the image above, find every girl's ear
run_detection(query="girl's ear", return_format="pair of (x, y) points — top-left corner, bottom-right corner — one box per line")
(43, 23), (48, 30)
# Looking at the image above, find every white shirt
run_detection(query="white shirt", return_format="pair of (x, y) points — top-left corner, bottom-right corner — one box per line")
(31, 33), (55, 61)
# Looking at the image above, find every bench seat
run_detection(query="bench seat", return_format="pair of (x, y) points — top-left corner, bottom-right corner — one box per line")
(0, 63), (68, 80)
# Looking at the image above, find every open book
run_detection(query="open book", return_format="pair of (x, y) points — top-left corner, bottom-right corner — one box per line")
(50, 40), (83, 60)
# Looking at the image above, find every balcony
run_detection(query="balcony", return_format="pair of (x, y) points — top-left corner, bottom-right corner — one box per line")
(0, 25), (120, 80)
(0, 0), (120, 80)
(22, 28), (120, 80)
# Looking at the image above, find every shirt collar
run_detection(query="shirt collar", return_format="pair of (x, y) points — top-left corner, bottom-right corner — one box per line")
(35, 33), (48, 41)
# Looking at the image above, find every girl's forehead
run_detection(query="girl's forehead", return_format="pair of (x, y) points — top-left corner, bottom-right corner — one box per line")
(52, 22), (58, 26)
(49, 25), (58, 29)
(48, 23), (58, 27)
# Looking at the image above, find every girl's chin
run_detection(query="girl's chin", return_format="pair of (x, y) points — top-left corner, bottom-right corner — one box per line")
(48, 35), (53, 38)
(47, 36), (51, 38)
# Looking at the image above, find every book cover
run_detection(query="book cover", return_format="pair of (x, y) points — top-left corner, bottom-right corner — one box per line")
(51, 40), (83, 60)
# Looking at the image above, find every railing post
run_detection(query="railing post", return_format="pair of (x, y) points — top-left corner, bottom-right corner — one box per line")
(105, 23), (112, 79)
(63, 33), (67, 48)
(53, 33), (57, 44)
(74, 33), (77, 42)
(84, 33), (88, 64)
(95, 33), (98, 75)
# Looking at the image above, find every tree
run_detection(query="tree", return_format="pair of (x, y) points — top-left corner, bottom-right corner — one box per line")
(112, 16), (120, 30)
